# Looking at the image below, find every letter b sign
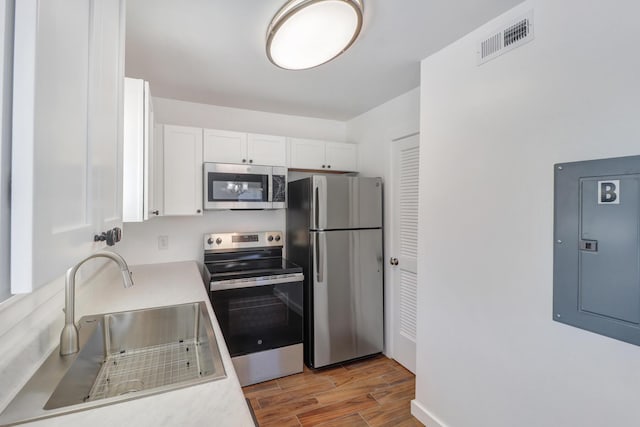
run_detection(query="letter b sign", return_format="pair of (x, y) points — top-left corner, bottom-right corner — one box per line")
(598, 180), (620, 204)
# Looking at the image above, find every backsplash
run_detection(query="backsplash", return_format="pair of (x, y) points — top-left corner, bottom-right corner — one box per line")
(117, 209), (286, 266)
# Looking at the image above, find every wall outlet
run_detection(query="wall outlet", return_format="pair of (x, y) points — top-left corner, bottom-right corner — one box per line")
(158, 235), (169, 250)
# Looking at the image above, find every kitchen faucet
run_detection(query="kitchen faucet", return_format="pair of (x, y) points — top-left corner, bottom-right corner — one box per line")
(60, 251), (134, 356)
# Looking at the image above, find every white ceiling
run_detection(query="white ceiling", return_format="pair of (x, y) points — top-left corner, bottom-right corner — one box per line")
(125, 0), (523, 121)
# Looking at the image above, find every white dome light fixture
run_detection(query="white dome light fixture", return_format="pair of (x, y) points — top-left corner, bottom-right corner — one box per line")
(266, 0), (364, 70)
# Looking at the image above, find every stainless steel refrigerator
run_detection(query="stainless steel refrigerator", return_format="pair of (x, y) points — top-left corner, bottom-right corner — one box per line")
(287, 175), (384, 368)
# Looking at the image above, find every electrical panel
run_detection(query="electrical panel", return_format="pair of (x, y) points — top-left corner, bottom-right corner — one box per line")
(554, 155), (640, 345)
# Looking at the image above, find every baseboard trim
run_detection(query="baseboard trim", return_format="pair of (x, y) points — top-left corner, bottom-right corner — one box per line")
(411, 399), (447, 427)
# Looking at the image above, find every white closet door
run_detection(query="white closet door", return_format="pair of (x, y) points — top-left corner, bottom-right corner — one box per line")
(390, 134), (420, 373)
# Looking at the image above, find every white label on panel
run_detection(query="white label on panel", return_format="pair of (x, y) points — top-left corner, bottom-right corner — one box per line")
(598, 180), (620, 204)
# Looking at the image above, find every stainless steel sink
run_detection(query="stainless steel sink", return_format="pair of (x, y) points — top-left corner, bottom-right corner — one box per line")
(0, 302), (226, 425)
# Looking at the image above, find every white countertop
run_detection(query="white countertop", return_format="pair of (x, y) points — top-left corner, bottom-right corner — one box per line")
(21, 261), (255, 427)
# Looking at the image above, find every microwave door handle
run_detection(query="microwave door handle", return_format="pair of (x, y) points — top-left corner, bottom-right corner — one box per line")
(268, 172), (273, 205)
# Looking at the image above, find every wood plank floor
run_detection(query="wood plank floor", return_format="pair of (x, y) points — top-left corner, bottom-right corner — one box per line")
(243, 355), (424, 427)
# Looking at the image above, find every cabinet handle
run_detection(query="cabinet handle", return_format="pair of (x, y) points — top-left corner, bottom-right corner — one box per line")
(249, 159), (253, 164)
(242, 159), (247, 163)
(327, 165), (331, 169)
(197, 209), (201, 214)
(322, 165), (326, 168)
(152, 210), (159, 216)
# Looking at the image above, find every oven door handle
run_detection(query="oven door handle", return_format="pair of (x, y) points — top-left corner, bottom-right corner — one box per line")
(210, 273), (304, 291)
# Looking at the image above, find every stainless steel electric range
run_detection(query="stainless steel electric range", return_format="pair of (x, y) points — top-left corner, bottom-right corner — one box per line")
(203, 231), (304, 386)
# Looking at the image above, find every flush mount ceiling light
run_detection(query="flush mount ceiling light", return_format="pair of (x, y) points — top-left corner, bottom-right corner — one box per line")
(266, 0), (364, 70)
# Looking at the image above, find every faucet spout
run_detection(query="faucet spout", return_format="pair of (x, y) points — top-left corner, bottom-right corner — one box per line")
(60, 251), (134, 356)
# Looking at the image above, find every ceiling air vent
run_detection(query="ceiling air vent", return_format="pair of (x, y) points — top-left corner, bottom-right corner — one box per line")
(478, 11), (534, 65)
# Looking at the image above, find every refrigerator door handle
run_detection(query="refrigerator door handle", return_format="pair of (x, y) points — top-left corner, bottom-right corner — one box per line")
(312, 176), (327, 229)
(315, 233), (324, 284)
(314, 187), (319, 228)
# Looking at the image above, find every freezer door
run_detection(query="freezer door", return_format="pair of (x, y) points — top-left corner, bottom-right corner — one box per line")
(311, 229), (384, 367)
(311, 176), (382, 230)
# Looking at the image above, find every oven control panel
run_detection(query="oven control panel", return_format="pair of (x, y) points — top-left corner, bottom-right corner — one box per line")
(204, 231), (283, 250)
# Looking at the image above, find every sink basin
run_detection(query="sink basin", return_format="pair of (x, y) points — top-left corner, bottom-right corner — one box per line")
(0, 302), (226, 425)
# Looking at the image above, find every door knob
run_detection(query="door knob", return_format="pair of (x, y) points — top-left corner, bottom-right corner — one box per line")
(389, 257), (399, 266)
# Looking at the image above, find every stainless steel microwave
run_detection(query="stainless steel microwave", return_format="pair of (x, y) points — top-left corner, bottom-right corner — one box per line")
(203, 163), (287, 210)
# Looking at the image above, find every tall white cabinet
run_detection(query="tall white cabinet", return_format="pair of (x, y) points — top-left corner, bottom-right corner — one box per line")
(162, 125), (203, 216)
(11, 0), (126, 292)
(123, 77), (156, 222)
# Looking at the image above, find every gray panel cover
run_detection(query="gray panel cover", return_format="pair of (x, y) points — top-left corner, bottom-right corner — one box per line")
(554, 155), (640, 346)
(579, 176), (640, 323)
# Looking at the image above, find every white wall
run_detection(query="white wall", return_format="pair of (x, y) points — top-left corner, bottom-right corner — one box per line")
(0, 0), (13, 302)
(118, 97), (348, 265)
(153, 97), (347, 141)
(414, 1), (640, 426)
(346, 88), (420, 355)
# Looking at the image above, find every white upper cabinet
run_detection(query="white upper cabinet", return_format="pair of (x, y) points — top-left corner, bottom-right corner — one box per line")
(162, 125), (203, 216)
(203, 129), (286, 166)
(289, 138), (358, 172)
(325, 142), (358, 172)
(288, 138), (325, 169)
(123, 78), (155, 222)
(92, 0), (125, 234)
(247, 133), (287, 166)
(203, 129), (247, 164)
(11, 0), (125, 293)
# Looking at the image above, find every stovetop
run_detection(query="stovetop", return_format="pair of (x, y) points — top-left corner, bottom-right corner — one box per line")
(203, 231), (302, 283)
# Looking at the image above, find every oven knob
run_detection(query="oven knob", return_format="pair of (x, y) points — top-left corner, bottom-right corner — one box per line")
(215, 238), (222, 245)
(275, 235), (281, 242)
(268, 235), (274, 242)
(207, 238), (214, 245)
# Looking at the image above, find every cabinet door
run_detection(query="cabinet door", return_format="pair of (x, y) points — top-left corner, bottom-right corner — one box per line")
(163, 125), (203, 216)
(152, 123), (164, 217)
(203, 129), (247, 164)
(146, 92), (155, 219)
(289, 138), (326, 170)
(91, 0), (125, 232)
(123, 78), (154, 222)
(247, 133), (286, 166)
(11, 0), (124, 292)
(325, 142), (358, 172)
(122, 78), (145, 222)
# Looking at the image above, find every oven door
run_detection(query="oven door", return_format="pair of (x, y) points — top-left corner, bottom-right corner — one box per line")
(210, 277), (303, 357)
(204, 163), (272, 209)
